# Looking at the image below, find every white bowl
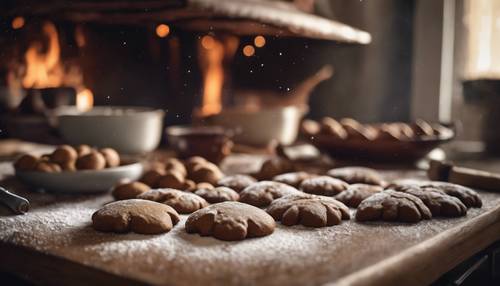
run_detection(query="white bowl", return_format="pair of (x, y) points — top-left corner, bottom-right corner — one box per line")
(15, 162), (143, 193)
(56, 106), (164, 154)
(210, 105), (308, 146)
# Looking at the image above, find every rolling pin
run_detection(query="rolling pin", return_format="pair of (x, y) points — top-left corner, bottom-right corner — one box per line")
(0, 186), (30, 214)
(428, 159), (500, 192)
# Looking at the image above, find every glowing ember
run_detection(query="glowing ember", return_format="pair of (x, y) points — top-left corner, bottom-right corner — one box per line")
(254, 36), (266, 48)
(156, 24), (170, 38)
(11, 17), (25, 30)
(243, 45), (255, 57)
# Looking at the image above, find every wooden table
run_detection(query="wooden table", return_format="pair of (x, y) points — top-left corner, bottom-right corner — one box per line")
(0, 145), (499, 286)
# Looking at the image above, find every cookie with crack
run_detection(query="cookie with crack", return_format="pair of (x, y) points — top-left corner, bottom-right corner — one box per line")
(335, 184), (383, 207)
(327, 167), (385, 186)
(239, 181), (302, 207)
(267, 195), (350, 227)
(421, 181), (482, 208)
(195, 186), (239, 203)
(92, 199), (179, 234)
(137, 188), (208, 214)
(300, 176), (349, 196)
(392, 185), (467, 217)
(389, 180), (482, 208)
(185, 201), (275, 241)
(217, 174), (256, 192)
(272, 171), (315, 188)
(356, 190), (432, 222)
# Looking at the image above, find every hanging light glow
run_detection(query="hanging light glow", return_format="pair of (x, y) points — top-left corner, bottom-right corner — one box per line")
(243, 45), (255, 57)
(11, 17), (25, 29)
(254, 35), (266, 48)
(155, 24), (170, 38)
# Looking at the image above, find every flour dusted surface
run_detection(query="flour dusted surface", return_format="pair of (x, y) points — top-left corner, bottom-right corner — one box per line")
(1, 164), (500, 286)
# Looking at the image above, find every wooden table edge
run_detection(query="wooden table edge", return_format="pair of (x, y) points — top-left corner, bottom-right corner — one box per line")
(0, 242), (149, 286)
(330, 204), (500, 286)
(1, 205), (499, 286)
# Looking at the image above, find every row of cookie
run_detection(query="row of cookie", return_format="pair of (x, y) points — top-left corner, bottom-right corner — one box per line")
(14, 144), (120, 172)
(138, 157), (224, 191)
(301, 117), (444, 141)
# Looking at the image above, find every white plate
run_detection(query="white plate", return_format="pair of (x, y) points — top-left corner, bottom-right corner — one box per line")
(15, 162), (143, 193)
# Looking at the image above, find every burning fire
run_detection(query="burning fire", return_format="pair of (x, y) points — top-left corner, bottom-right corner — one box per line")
(199, 36), (224, 116)
(197, 35), (239, 117)
(21, 22), (93, 111)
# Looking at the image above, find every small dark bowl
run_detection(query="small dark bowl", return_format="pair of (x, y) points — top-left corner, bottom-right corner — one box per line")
(165, 125), (233, 163)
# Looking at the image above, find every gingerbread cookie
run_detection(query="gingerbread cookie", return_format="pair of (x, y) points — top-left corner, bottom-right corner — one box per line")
(140, 169), (166, 188)
(217, 174), (256, 192)
(92, 199), (179, 234)
(421, 181), (482, 208)
(157, 170), (186, 189)
(389, 180), (482, 208)
(185, 201), (275, 241)
(195, 186), (239, 203)
(164, 158), (187, 177)
(393, 185), (467, 217)
(190, 162), (224, 185)
(320, 117), (348, 139)
(299, 176), (348, 196)
(112, 181), (150, 200)
(267, 195), (350, 227)
(239, 181), (302, 207)
(334, 184), (382, 207)
(257, 157), (295, 180)
(327, 167), (385, 186)
(356, 190), (432, 222)
(272, 171), (315, 188)
(137, 188), (208, 214)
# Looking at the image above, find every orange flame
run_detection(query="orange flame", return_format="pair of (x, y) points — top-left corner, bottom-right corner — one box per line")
(22, 23), (63, 88)
(76, 88), (94, 112)
(199, 36), (224, 116)
(22, 22), (93, 111)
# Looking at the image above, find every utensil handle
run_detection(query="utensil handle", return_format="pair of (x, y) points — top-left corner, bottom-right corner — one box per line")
(0, 186), (30, 214)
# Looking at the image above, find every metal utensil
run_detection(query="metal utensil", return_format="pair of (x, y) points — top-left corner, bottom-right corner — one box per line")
(0, 186), (30, 214)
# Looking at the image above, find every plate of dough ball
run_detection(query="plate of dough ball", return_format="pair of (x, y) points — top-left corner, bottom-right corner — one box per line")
(301, 117), (454, 162)
(14, 145), (143, 193)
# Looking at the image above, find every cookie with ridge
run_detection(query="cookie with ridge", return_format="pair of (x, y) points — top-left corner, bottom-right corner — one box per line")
(421, 181), (482, 208)
(137, 188), (208, 214)
(217, 174), (256, 192)
(272, 171), (315, 188)
(356, 190), (432, 223)
(267, 194), (350, 227)
(299, 176), (348, 196)
(112, 181), (150, 200)
(335, 184), (383, 208)
(92, 199), (179, 234)
(239, 181), (302, 207)
(319, 117), (347, 139)
(195, 186), (239, 203)
(185, 201), (275, 241)
(389, 180), (482, 208)
(327, 167), (385, 186)
(392, 185), (467, 217)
